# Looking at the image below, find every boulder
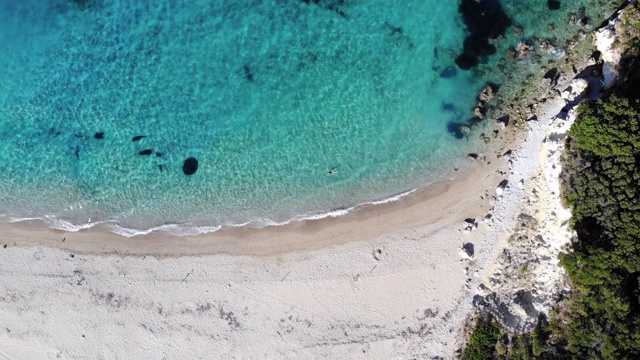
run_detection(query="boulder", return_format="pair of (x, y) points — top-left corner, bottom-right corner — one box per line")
(496, 179), (509, 195)
(461, 242), (475, 258)
(561, 78), (589, 103)
(516, 42), (533, 58)
(479, 85), (495, 102)
(183, 157), (199, 175)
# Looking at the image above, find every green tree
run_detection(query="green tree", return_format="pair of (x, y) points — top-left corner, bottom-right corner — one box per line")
(462, 314), (502, 360)
(570, 96), (640, 157)
(559, 91), (640, 359)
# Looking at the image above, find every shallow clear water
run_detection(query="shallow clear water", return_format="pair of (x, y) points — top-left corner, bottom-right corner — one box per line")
(0, 0), (621, 235)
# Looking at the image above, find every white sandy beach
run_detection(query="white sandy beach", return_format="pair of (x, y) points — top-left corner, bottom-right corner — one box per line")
(0, 114), (553, 359)
(0, 13), (626, 359)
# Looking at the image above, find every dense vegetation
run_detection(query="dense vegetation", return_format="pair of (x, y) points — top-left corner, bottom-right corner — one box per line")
(462, 315), (502, 360)
(558, 93), (640, 359)
(462, 6), (640, 359)
(461, 313), (562, 360)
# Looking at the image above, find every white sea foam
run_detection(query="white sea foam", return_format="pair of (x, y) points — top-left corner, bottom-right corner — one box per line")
(1, 186), (425, 238)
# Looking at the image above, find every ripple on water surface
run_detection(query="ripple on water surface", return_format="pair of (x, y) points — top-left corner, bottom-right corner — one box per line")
(0, 0), (621, 234)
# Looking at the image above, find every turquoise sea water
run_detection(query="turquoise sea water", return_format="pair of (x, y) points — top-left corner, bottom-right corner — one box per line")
(0, 0), (621, 235)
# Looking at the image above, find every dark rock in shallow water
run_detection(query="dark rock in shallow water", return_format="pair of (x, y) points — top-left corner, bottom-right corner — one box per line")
(442, 102), (456, 112)
(94, 132), (104, 139)
(447, 121), (466, 139)
(455, 53), (478, 70)
(132, 135), (146, 142)
(138, 149), (153, 155)
(547, 0), (561, 10)
(456, 0), (512, 70)
(439, 66), (457, 78)
(183, 157), (199, 175)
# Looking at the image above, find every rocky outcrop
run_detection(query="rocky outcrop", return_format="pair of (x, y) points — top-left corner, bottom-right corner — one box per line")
(595, 18), (623, 88)
(561, 78), (589, 103)
(473, 213), (569, 330)
(456, 0), (512, 70)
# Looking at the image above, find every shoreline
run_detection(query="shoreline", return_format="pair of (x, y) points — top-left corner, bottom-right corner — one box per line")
(1, 135), (513, 256)
(0, 117), (525, 358)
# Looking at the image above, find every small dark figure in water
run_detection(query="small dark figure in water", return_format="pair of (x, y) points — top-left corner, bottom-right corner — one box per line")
(132, 135), (146, 142)
(138, 149), (153, 155)
(47, 127), (61, 137)
(327, 168), (338, 175)
(94, 132), (104, 139)
(243, 64), (254, 82)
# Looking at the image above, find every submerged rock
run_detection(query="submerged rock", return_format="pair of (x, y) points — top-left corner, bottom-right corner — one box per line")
(547, 0), (560, 10)
(183, 157), (199, 175)
(439, 66), (458, 78)
(94, 132), (104, 139)
(456, 0), (512, 70)
(442, 102), (456, 112)
(138, 149), (153, 155)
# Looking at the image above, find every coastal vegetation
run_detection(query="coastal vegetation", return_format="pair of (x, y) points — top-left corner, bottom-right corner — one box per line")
(463, 4), (640, 360)
(463, 79), (640, 360)
(462, 315), (502, 360)
(556, 56), (640, 360)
